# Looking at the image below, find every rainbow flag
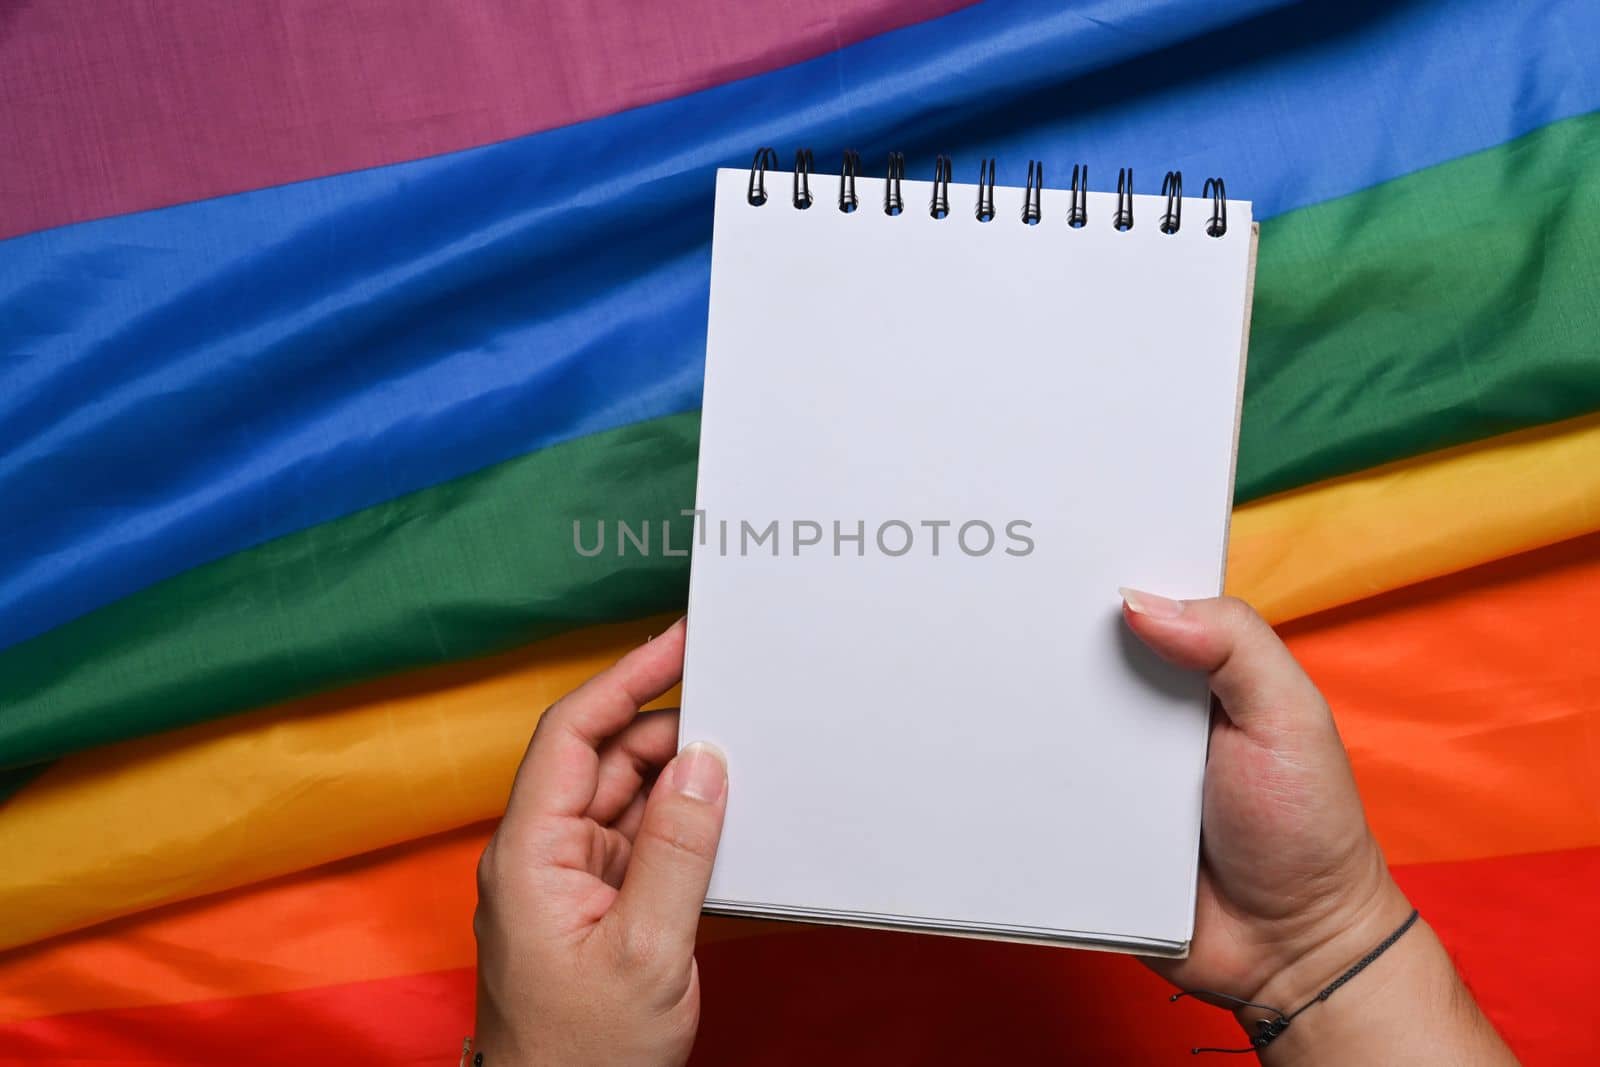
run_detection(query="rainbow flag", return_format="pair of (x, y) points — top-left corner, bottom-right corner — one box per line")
(1, 1), (1596, 1062)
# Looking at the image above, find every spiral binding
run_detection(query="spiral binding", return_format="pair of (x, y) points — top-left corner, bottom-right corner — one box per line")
(793, 149), (814, 210)
(1114, 167), (1135, 232)
(839, 150), (861, 213)
(1203, 177), (1228, 237)
(1068, 164), (1088, 228)
(975, 158), (996, 222)
(1022, 161), (1043, 226)
(931, 156), (952, 219)
(747, 147), (777, 206)
(747, 148), (1228, 236)
(884, 152), (906, 216)
(1160, 171), (1182, 235)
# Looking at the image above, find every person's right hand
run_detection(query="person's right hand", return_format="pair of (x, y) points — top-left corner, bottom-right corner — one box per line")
(472, 619), (728, 1067)
(1120, 590), (1516, 1064)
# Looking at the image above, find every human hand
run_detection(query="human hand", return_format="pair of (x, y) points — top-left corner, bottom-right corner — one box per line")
(1119, 590), (1407, 1008)
(472, 619), (728, 1067)
(1120, 591), (1513, 1064)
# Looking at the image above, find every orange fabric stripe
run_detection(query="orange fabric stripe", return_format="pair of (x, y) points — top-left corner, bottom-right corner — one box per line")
(0, 825), (485, 1026)
(1282, 531), (1600, 866)
(0, 823), (766, 1027)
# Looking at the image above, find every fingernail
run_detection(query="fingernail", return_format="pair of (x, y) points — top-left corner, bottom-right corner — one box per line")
(1119, 586), (1185, 619)
(649, 617), (688, 644)
(667, 741), (727, 803)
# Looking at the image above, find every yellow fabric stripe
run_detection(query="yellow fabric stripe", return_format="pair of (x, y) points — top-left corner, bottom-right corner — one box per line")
(1230, 411), (1600, 623)
(3, 412), (1598, 951)
(0, 617), (679, 952)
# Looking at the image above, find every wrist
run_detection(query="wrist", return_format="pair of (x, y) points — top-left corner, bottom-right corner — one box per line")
(1225, 876), (1446, 1063)
(1240, 872), (1415, 1016)
(1248, 913), (1477, 1065)
(472, 996), (532, 1067)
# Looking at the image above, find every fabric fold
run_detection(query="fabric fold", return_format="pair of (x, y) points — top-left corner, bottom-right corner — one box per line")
(0, 415), (699, 768)
(5, 3), (1598, 652)
(3, 499), (1597, 950)
(0, 616), (679, 951)
(1229, 411), (1600, 622)
(0, 0), (982, 239)
(2, 844), (1592, 1065)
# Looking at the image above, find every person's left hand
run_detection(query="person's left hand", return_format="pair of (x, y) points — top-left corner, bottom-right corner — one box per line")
(472, 618), (729, 1067)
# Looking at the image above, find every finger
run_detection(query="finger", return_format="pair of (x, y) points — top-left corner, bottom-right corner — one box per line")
(611, 787), (649, 843)
(608, 742), (728, 963)
(599, 825), (634, 889)
(502, 619), (686, 826)
(1118, 590), (1330, 739)
(585, 709), (679, 826)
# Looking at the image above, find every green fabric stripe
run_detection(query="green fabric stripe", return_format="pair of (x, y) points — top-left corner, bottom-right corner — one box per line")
(4, 112), (1599, 768)
(0, 414), (701, 767)
(1237, 109), (1600, 499)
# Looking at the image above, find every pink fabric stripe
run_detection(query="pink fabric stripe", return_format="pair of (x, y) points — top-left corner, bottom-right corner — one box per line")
(0, 0), (975, 240)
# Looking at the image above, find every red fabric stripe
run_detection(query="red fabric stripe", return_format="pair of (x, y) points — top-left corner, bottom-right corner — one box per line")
(0, 0), (975, 240)
(3, 848), (1592, 1066)
(0, 970), (474, 1067)
(1391, 848), (1600, 1065)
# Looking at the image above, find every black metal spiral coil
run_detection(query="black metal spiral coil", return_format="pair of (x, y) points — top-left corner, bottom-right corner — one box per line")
(1023, 161), (1043, 225)
(839, 150), (860, 213)
(975, 158), (996, 222)
(747, 147), (778, 206)
(1068, 164), (1088, 228)
(1203, 177), (1228, 237)
(1160, 171), (1183, 234)
(743, 150), (1228, 237)
(792, 149), (814, 210)
(931, 155), (952, 219)
(884, 152), (905, 216)
(1114, 167), (1135, 231)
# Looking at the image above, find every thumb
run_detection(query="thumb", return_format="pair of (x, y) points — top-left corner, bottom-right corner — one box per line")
(610, 741), (728, 962)
(1119, 589), (1331, 740)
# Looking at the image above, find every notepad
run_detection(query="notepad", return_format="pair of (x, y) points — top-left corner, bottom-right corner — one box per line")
(679, 156), (1256, 956)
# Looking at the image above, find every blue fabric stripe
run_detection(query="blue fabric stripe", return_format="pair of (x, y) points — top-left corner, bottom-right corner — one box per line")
(2, 0), (1598, 651)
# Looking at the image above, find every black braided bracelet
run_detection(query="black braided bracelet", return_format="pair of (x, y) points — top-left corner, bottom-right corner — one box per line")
(1170, 908), (1422, 1055)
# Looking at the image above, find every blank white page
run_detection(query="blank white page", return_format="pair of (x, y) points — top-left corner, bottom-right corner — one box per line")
(681, 167), (1254, 954)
